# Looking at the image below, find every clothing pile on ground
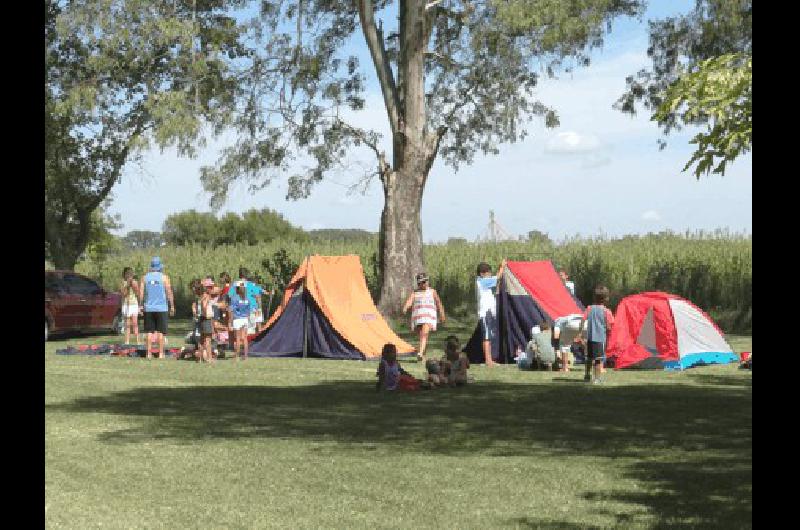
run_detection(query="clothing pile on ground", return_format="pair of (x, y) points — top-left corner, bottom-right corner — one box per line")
(739, 352), (752, 370)
(55, 343), (182, 357)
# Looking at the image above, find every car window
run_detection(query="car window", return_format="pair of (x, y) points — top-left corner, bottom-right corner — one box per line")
(45, 274), (66, 294)
(63, 274), (102, 296)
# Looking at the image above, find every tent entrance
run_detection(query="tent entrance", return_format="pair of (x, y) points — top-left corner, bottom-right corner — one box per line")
(636, 307), (659, 355)
(249, 285), (363, 360)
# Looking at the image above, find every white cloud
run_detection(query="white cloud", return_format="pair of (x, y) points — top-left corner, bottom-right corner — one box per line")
(545, 131), (602, 153)
(641, 210), (662, 221)
(108, 20), (751, 242)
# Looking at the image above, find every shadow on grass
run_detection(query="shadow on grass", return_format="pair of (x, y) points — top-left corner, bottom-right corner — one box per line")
(49, 380), (751, 527)
(584, 456), (751, 529)
(505, 519), (605, 529)
(687, 372), (752, 388)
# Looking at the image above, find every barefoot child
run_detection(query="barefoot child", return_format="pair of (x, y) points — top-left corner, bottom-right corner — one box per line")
(119, 267), (140, 345)
(230, 281), (252, 360)
(198, 278), (216, 363)
(213, 296), (231, 359)
(475, 262), (500, 367)
(581, 285), (614, 383)
(403, 272), (446, 363)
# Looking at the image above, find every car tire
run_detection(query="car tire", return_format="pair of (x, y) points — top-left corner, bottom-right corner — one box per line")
(45, 319), (49, 342)
(111, 313), (124, 335)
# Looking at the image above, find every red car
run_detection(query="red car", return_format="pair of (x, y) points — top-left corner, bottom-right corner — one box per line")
(45, 270), (123, 341)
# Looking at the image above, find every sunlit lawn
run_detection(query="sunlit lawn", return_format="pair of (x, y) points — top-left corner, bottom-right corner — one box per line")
(45, 318), (751, 528)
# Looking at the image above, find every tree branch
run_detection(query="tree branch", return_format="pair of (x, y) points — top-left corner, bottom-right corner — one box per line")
(356, 0), (401, 135)
(335, 118), (383, 164)
(421, 125), (446, 187)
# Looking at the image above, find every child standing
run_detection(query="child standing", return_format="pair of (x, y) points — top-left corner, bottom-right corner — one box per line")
(119, 267), (140, 345)
(219, 272), (232, 297)
(198, 278), (216, 363)
(581, 285), (615, 383)
(403, 272), (446, 363)
(230, 281), (252, 360)
(475, 262), (500, 367)
(213, 295), (231, 359)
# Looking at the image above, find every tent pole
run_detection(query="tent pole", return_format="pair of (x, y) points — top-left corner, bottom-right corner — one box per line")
(302, 294), (309, 358)
(302, 256), (309, 359)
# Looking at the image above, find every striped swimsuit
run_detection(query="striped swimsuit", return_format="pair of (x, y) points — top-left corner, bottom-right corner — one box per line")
(411, 288), (438, 331)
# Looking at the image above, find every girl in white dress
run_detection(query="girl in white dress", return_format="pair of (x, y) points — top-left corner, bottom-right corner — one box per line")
(119, 267), (140, 345)
(403, 273), (446, 362)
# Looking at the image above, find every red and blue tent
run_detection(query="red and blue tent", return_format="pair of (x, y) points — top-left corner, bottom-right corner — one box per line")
(464, 260), (584, 364)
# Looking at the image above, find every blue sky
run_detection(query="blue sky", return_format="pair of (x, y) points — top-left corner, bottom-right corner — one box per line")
(109, 1), (751, 243)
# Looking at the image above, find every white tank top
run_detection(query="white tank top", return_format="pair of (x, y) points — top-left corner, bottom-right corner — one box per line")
(411, 288), (437, 323)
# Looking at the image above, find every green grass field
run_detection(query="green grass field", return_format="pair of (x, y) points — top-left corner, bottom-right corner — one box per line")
(46, 321), (751, 529)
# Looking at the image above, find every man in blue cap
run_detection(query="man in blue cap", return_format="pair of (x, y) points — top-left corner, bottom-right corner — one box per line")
(137, 256), (175, 359)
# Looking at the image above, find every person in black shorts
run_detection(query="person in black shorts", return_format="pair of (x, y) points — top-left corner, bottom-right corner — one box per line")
(581, 285), (615, 383)
(138, 257), (175, 359)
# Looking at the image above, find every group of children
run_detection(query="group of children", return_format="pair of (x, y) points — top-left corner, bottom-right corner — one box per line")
(184, 269), (266, 363)
(118, 265), (267, 363)
(376, 335), (470, 392)
(121, 258), (614, 384)
(396, 261), (615, 387)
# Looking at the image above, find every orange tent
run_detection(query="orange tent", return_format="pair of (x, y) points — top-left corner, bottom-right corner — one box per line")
(250, 255), (415, 359)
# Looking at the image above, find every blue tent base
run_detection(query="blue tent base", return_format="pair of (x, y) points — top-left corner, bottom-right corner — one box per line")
(249, 289), (364, 360)
(623, 351), (739, 370)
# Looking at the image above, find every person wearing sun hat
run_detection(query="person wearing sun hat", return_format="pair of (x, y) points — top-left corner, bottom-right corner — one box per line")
(402, 272), (446, 363)
(196, 277), (217, 363)
(138, 256), (175, 359)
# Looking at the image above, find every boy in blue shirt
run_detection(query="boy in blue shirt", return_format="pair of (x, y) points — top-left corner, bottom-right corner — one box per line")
(475, 262), (500, 367)
(230, 282), (252, 360)
(238, 267), (263, 334)
(581, 285), (615, 383)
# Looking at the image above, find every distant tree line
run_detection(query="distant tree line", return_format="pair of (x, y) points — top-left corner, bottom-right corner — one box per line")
(118, 219), (557, 250)
(115, 211), (380, 250)
(160, 208), (308, 247)
(307, 229), (377, 243)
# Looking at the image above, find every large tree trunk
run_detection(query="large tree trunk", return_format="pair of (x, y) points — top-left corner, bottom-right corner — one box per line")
(360, 0), (441, 316)
(377, 161), (425, 316)
(51, 251), (80, 271)
(375, 0), (434, 316)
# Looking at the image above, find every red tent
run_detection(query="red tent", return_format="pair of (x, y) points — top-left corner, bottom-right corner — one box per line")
(607, 292), (737, 370)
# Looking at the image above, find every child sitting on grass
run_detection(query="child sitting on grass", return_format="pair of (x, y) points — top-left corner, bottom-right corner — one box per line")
(376, 343), (412, 391)
(425, 358), (447, 387)
(527, 322), (556, 371)
(444, 335), (470, 386)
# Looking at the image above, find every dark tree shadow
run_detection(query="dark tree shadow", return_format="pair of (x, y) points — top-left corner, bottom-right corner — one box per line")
(505, 519), (605, 529)
(49, 380), (751, 527)
(687, 373), (752, 388)
(583, 456), (752, 529)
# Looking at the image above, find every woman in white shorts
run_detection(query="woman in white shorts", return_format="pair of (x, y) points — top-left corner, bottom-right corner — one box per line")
(119, 267), (141, 345)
